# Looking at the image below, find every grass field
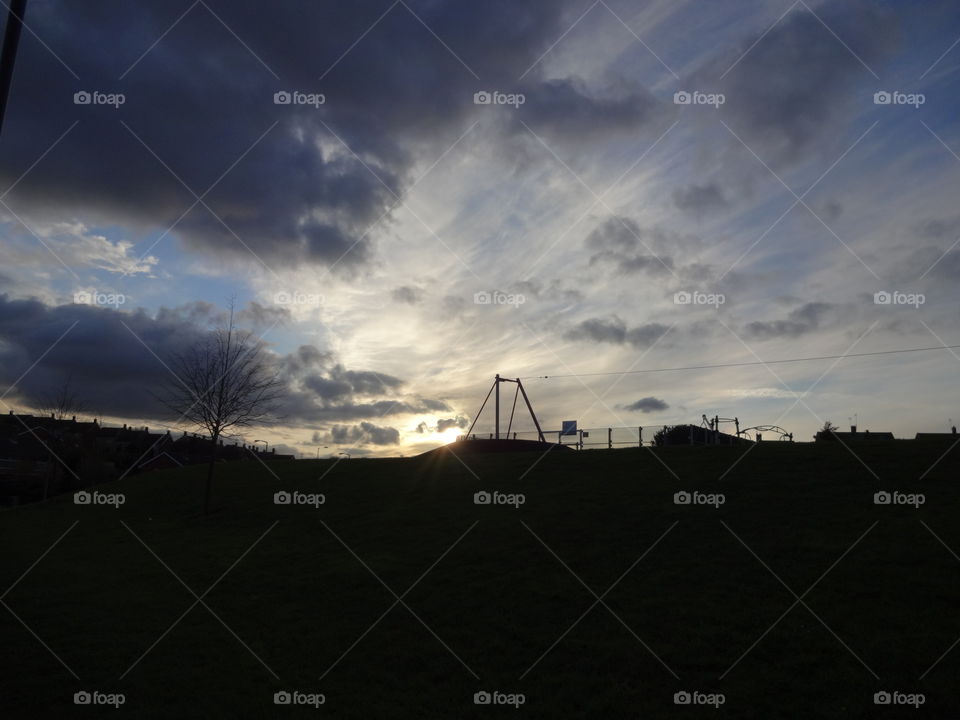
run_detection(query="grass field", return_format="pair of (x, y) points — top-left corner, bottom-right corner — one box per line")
(1, 440), (959, 718)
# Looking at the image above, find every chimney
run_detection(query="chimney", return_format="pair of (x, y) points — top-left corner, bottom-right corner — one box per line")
(850, 425), (857, 433)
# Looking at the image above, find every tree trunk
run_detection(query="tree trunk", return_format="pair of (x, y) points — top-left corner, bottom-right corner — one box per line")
(204, 432), (218, 514)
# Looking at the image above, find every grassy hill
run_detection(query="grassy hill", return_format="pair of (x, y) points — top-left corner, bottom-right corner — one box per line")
(1, 440), (959, 718)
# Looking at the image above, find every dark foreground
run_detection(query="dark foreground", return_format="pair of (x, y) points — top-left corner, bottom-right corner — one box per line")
(1, 439), (958, 718)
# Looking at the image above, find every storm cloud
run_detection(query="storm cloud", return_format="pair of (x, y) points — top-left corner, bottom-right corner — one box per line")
(744, 302), (838, 340)
(621, 397), (669, 413)
(0, 295), (446, 425)
(565, 316), (670, 348)
(1, 0), (666, 273)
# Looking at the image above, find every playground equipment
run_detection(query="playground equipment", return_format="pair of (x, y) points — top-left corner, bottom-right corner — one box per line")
(701, 414), (793, 442)
(462, 374), (546, 442)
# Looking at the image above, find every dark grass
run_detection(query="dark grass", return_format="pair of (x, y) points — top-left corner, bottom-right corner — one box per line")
(1, 439), (959, 718)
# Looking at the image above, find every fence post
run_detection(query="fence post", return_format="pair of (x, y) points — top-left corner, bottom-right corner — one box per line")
(608, 427), (612, 449)
(638, 427), (643, 447)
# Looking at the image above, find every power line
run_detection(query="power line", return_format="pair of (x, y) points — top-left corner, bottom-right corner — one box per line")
(525, 343), (960, 380)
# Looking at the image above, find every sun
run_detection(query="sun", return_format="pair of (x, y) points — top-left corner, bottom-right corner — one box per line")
(441, 427), (461, 444)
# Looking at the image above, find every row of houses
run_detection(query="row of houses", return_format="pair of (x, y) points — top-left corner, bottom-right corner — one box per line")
(814, 424), (958, 442)
(0, 411), (292, 505)
(651, 422), (958, 446)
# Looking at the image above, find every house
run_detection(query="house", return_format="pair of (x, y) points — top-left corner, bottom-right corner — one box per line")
(815, 425), (894, 442)
(915, 427), (958, 441)
(0, 411), (291, 504)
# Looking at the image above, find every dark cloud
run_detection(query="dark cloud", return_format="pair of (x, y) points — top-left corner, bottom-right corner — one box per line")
(820, 200), (843, 222)
(709, 3), (897, 168)
(278, 349), (443, 422)
(238, 301), (292, 328)
(0, 295), (208, 419)
(585, 217), (675, 276)
(621, 397), (669, 413)
(886, 243), (960, 285)
(391, 286), (425, 305)
(504, 279), (584, 307)
(672, 182), (728, 215)
(1, 0), (662, 272)
(419, 398), (452, 412)
(917, 215), (960, 240)
(510, 76), (661, 142)
(325, 422), (401, 446)
(436, 416), (468, 432)
(564, 316), (670, 348)
(0, 296), (444, 424)
(744, 301), (837, 340)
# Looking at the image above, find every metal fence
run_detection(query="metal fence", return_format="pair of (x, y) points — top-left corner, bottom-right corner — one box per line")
(458, 423), (785, 448)
(458, 426), (668, 449)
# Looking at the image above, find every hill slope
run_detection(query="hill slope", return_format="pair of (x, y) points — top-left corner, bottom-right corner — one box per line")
(1, 441), (958, 718)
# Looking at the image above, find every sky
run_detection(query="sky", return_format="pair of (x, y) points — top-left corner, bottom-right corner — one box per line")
(0, 0), (958, 457)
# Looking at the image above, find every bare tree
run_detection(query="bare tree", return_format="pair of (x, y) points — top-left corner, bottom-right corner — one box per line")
(159, 304), (285, 514)
(38, 373), (85, 420)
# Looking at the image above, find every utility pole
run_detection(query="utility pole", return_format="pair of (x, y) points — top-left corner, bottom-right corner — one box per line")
(494, 373), (500, 439)
(0, 0), (27, 135)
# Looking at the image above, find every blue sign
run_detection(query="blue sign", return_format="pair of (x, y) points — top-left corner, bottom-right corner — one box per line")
(561, 420), (577, 436)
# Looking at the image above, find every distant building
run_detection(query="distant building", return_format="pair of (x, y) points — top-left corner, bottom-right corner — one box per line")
(815, 425), (894, 442)
(0, 411), (286, 504)
(915, 427), (958, 441)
